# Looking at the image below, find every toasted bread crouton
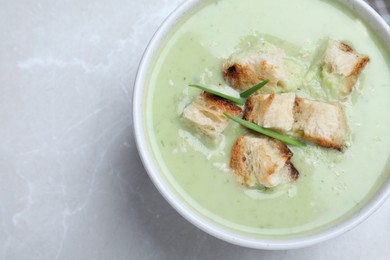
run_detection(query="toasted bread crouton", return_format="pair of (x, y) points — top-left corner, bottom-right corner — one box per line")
(230, 134), (299, 188)
(182, 92), (242, 138)
(293, 98), (349, 150)
(243, 93), (295, 133)
(242, 93), (349, 150)
(223, 41), (299, 93)
(322, 39), (370, 99)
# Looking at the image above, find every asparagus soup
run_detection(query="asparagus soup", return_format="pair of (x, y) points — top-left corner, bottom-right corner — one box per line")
(143, 0), (390, 238)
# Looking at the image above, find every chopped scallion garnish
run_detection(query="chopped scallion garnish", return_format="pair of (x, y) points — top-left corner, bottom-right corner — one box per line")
(189, 84), (245, 106)
(224, 113), (305, 147)
(240, 80), (269, 98)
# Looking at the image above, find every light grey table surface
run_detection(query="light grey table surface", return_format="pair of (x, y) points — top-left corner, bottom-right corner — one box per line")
(0, 0), (389, 259)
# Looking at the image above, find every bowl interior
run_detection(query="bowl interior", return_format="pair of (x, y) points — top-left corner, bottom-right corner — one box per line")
(133, 0), (390, 249)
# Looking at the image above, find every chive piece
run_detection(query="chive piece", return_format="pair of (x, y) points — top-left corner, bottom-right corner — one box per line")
(240, 80), (269, 98)
(224, 113), (305, 147)
(189, 84), (245, 105)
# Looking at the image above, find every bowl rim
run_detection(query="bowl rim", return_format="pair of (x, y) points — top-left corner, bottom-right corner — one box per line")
(133, 0), (390, 250)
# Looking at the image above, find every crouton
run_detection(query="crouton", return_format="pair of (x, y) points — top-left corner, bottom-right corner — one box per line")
(293, 98), (349, 151)
(322, 39), (370, 99)
(243, 93), (349, 150)
(182, 92), (242, 138)
(223, 41), (300, 93)
(230, 134), (299, 188)
(243, 93), (296, 133)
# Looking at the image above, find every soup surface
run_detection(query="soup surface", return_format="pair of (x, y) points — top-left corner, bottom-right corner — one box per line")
(144, 0), (390, 237)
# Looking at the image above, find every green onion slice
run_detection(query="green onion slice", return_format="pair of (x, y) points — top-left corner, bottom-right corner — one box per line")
(189, 84), (245, 106)
(240, 80), (269, 98)
(224, 113), (305, 147)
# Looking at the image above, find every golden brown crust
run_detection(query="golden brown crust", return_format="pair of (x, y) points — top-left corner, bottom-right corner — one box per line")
(264, 138), (293, 177)
(243, 94), (274, 123)
(272, 137), (293, 159)
(286, 162), (299, 181)
(229, 135), (246, 182)
(344, 54), (370, 94)
(243, 96), (256, 121)
(260, 94), (275, 117)
(223, 63), (263, 91)
(293, 97), (305, 113)
(201, 92), (242, 116)
(350, 56), (370, 77)
(304, 135), (344, 151)
(339, 42), (354, 52)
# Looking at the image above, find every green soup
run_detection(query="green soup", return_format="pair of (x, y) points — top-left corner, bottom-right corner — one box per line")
(144, 0), (390, 238)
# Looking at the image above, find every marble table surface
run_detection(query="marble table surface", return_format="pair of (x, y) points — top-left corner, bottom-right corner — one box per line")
(0, 0), (389, 259)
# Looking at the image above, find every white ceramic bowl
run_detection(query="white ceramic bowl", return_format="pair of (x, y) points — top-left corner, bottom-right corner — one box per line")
(133, 0), (390, 250)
